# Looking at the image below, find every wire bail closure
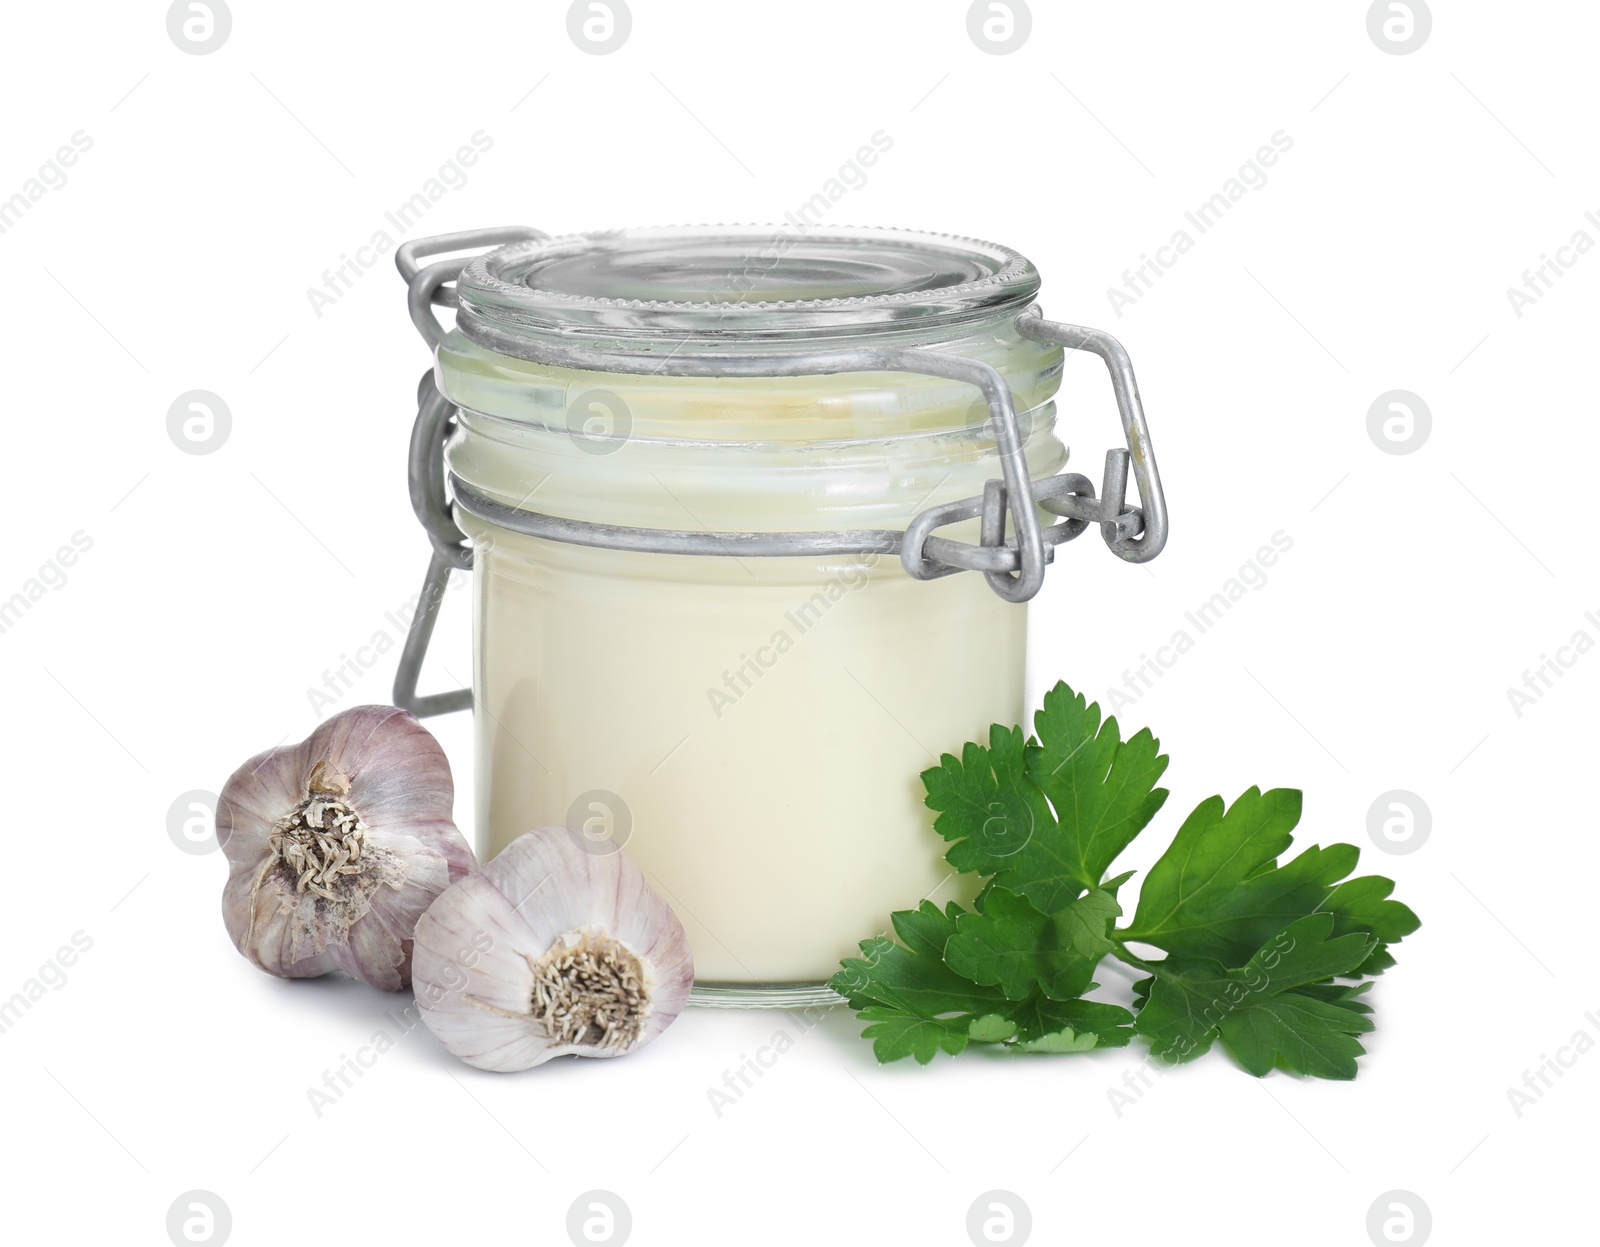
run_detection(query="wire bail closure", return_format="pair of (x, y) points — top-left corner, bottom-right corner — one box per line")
(391, 227), (1168, 716)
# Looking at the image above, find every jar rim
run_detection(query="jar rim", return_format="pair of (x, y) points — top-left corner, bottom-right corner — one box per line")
(454, 224), (1041, 346)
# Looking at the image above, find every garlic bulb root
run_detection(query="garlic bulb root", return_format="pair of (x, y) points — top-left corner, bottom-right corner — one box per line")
(413, 828), (693, 1071)
(219, 705), (475, 991)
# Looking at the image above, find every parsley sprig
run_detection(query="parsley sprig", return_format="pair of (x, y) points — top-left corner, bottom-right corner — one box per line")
(829, 682), (1420, 1079)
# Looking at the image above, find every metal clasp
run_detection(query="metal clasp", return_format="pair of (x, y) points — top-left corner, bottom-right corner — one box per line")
(1015, 311), (1169, 563)
(398, 225), (548, 349)
(392, 229), (546, 716)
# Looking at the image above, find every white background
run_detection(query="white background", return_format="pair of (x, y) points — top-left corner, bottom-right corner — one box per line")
(0, 2), (1592, 1244)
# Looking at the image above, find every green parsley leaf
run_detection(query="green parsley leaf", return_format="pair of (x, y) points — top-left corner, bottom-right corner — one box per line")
(944, 887), (1114, 1000)
(829, 901), (1014, 1064)
(1290, 980), (1375, 1013)
(828, 895), (1135, 1062)
(1134, 915), (1377, 1078)
(830, 901), (1009, 1020)
(1218, 995), (1375, 1080)
(1013, 1028), (1100, 1053)
(1054, 888), (1123, 959)
(1008, 995), (1135, 1048)
(1123, 788), (1360, 963)
(1023, 684), (1170, 905)
(1319, 874), (1422, 975)
(920, 726), (1056, 880)
(967, 1014), (1019, 1042)
(920, 688), (1168, 915)
(856, 1007), (971, 1065)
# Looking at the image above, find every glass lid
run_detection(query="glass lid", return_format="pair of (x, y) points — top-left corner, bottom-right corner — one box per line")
(453, 224), (1041, 345)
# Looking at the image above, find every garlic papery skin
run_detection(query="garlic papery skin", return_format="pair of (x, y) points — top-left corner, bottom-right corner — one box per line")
(412, 827), (693, 1072)
(218, 705), (476, 991)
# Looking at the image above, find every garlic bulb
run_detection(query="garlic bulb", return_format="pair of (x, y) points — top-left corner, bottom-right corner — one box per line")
(412, 828), (693, 1071)
(218, 705), (475, 991)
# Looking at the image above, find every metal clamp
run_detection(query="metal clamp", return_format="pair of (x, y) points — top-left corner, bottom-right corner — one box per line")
(1016, 312), (1168, 563)
(399, 225), (548, 349)
(391, 228), (1168, 717)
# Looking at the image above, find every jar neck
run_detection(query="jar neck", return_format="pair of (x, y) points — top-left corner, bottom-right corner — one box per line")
(438, 303), (1068, 535)
(436, 311), (1063, 445)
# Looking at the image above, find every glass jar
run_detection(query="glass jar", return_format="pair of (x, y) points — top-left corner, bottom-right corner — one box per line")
(394, 225), (1167, 1007)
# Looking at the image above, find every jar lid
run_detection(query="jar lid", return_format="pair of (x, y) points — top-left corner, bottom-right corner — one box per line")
(453, 224), (1040, 346)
